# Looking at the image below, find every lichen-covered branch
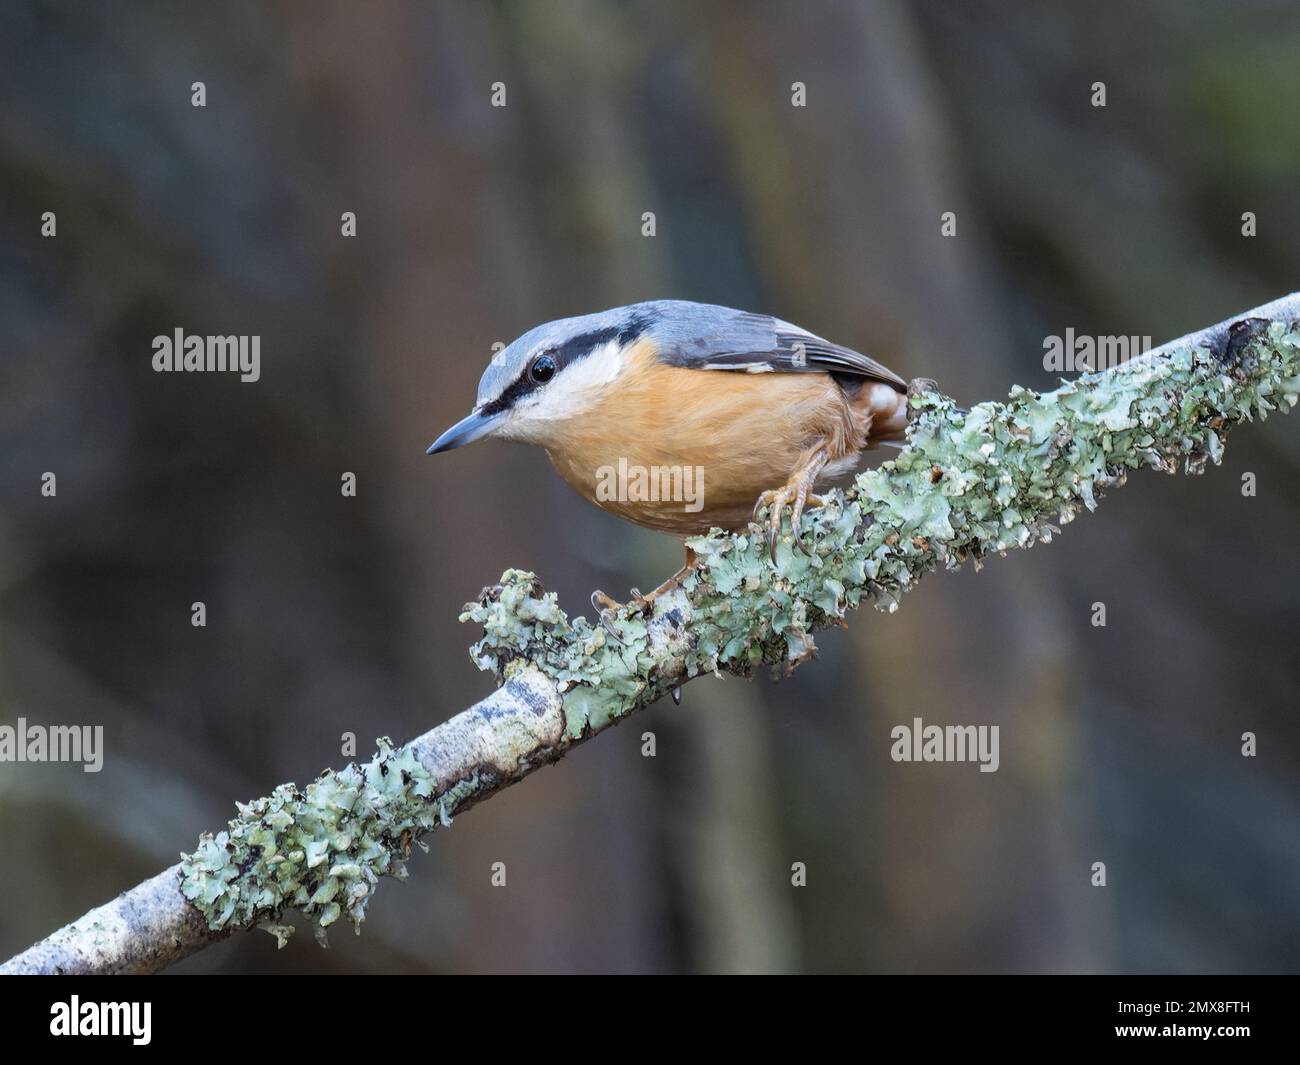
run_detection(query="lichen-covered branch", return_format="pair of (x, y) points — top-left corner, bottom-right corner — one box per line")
(5, 294), (1298, 974)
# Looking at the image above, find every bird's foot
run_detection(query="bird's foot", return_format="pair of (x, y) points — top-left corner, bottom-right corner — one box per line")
(588, 584), (665, 644)
(590, 548), (698, 643)
(905, 376), (965, 418)
(906, 376), (939, 399)
(753, 457), (828, 564)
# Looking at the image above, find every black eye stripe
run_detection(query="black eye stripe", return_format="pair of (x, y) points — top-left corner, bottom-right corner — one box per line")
(554, 325), (620, 364)
(478, 375), (532, 417)
(479, 325), (628, 416)
(616, 314), (651, 346)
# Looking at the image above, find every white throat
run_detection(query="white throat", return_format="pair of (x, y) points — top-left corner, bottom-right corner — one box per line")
(497, 338), (627, 441)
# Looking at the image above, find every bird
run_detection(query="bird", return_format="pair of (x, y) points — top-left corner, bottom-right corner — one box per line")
(429, 300), (927, 619)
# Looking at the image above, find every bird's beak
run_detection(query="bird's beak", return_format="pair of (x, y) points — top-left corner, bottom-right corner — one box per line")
(426, 407), (505, 454)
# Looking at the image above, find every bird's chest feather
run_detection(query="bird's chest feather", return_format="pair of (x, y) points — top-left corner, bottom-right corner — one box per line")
(542, 346), (863, 533)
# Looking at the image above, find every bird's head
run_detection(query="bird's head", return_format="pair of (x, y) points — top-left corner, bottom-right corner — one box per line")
(427, 305), (654, 454)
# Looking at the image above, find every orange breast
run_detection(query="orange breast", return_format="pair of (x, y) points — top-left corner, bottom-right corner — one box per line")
(542, 340), (903, 536)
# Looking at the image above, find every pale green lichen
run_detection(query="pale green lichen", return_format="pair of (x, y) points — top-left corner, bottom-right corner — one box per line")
(179, 739), (443, 943)
(460, 572), (656, 739)
(460, 322), (1300, 740)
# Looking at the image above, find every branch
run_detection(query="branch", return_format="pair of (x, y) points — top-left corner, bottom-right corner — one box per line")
(6, 294), (1299, 974)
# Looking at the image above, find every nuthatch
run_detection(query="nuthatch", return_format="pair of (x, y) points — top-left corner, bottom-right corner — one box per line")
(430, 300), (926, 616)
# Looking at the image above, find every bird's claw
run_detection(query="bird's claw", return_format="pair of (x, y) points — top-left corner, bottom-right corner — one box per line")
(590, 589), (625, 644)
(905, 376), (965, 418)
(590, 549), (698, 643)
(753, 483), (826, 564)
(906, 376), (939, 401)
(590, 586), (659, 644)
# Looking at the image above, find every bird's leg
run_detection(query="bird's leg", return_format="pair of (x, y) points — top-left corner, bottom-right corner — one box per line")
(635, 545), (697, 606)
(591, 546), (699, 641)
(752, 447), (829, 563)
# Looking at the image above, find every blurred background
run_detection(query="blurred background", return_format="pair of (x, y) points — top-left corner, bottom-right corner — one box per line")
(1, 0), (1298, 974)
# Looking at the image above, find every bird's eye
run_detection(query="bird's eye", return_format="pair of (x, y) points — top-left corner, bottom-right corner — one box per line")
(530, 353), (557, 383)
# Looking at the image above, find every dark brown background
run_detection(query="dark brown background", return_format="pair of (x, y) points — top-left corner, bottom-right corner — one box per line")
(1, 0), (1297, 973)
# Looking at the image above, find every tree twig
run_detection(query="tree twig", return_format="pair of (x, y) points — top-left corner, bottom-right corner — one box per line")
(5, 294), (1298, 974)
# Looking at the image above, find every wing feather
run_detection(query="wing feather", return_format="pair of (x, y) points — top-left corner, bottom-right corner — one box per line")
(645, 302), (906, 390)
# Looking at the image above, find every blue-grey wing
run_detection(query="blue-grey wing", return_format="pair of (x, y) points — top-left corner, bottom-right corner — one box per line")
(640, 301), (906, 390)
